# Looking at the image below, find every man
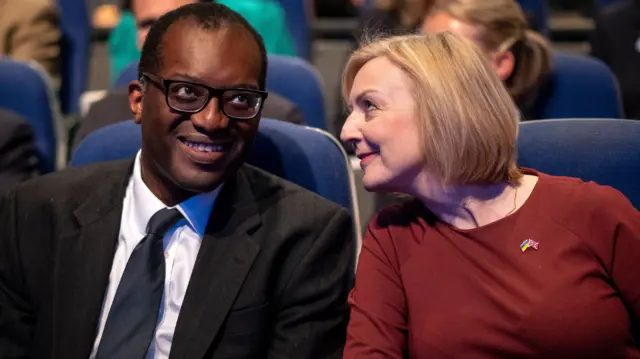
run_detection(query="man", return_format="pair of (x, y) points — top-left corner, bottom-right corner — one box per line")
(0, 109), (39, 192)
(75, 0), (303, 150)
(0, 3), (353, 359)
(590, 0), (640, 120)
(0, 0), (61, 89)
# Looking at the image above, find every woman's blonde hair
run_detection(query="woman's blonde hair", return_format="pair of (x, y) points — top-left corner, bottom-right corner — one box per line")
(374, 0), (434, 31)
(342, 32), (522, 185)
(428, 0), (552, 112)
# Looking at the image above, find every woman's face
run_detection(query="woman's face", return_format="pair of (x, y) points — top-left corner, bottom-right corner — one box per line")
(341, 56), (425, 193)
(422, 11), (515, 81)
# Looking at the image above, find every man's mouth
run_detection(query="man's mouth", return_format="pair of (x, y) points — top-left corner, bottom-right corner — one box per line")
(181, 139), (230, 153)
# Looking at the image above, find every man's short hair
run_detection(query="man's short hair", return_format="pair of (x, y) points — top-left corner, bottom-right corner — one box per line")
(138, 2), (268, 90)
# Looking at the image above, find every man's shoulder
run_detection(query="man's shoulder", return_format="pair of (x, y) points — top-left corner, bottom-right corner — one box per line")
(10, 159), (131, 203)
(0, 110), (31, 143)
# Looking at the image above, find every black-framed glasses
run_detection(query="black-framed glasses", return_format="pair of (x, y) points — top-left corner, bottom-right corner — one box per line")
(142, 72), (268, 120)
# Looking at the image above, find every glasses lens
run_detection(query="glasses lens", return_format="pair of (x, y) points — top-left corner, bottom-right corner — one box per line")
(167, 82), (208, 112)
(222, 90), (263, 119)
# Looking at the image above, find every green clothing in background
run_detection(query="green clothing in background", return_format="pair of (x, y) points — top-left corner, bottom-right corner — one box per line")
(108, 0), (297, 84)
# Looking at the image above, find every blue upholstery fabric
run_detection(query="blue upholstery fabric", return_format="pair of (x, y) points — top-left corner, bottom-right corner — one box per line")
(70, 118), (354, 212)
(56, 0), (90, 114)
(532, 53), (623, 120)
(596, 0), (626, 8)
(266, 55), (326, 130)
(273, 0), (310, 59)
(517, 119), (640, 208)
(114, 56), (327, 130)
(112, 61), (138, 90)
(0, 58), (59, 173)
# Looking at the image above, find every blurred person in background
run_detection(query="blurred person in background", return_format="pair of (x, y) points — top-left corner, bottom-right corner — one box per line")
(109, 0), (296, 83)
(356, 0), (433, 37)
(341, 31), (640, 359)
(332, 0), (432, 141)
(75, 0), (304, 149)
(0, 0), (61, 88)
(0, 109), (39, 193)
(422, 0), (552, 120)
(591, 0), (640, 120)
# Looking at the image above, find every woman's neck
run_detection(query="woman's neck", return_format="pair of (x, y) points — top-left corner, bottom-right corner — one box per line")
(412, 176), (522, 230)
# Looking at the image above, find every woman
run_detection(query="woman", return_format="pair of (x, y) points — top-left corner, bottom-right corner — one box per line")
(341, 32), (640, 358)
(422, 0), (552, 120)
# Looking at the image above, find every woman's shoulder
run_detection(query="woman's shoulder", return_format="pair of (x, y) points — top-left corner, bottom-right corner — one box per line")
(367, 197), (434, 235)
(533, 171), (638, 232)
(536, 171), (632, 209)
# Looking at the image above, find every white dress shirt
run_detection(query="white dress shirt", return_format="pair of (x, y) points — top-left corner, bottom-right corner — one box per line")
(90, 151), (221, 359)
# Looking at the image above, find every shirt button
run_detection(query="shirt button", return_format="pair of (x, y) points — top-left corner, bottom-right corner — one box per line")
(164, 252), (169, 259)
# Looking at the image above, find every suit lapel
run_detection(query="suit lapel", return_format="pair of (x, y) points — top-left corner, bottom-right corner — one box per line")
(170, 167), (263, 359)
(51, 160), (134, 359)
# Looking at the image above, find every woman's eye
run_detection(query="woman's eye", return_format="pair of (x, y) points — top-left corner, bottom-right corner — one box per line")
(363, 99), (377, 111)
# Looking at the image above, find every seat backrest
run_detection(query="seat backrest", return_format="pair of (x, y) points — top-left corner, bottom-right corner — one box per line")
(70, 119), (361, 236)
(517, 118), (640, 208)
(532, 53), (623, 120)
(56, 0), (91, 114)
(596, 0), (625, 8)
(274, 0), (311, 59)
(112, 61), (138, 90)
(113, 56), (327, 130)
(267, 55), (326, 130)
(0, 58), (62, 173)
(516, 0), (549, 35)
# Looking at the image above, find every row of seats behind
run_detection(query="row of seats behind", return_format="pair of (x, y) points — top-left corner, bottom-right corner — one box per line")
(69, 117), (640, 249)
(0, 48), (623, 174)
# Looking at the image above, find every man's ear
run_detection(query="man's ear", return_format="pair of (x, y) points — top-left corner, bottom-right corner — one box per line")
(129, 80), (144, 124)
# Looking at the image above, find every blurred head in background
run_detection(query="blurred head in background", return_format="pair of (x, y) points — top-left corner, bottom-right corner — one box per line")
(128, 0), (207, 48)
(373, 0), (434, 32)
(422, 0), (552, 117)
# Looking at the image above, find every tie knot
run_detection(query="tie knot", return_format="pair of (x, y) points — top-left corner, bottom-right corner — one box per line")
(146, 208), (183, 236)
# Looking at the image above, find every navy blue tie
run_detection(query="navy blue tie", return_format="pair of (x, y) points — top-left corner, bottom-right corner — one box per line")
(95, 208), (183, 359)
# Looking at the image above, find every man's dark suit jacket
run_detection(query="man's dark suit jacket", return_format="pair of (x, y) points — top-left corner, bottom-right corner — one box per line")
(73, 87), (305, 150)
(0, 109), (38, 193)
(0, 159), (354, 359)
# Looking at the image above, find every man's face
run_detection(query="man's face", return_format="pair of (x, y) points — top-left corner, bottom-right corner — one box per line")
(129, 21), (264, 204)
(132, 0), (196, 49)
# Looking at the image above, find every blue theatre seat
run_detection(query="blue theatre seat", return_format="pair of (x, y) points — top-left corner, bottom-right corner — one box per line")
(518, 118), (640, 208)
(0, 58), (63, 173)
(532, 53), (623, 120)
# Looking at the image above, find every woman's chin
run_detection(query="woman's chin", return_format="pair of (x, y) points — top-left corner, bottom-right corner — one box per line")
(362, 176), (391, 193)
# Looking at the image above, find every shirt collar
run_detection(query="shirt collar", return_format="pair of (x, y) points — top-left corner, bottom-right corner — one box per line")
(131, 151), (222, 238)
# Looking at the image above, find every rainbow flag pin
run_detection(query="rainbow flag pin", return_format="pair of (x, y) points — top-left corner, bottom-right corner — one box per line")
(520, 239), (539, 252)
